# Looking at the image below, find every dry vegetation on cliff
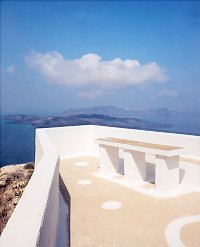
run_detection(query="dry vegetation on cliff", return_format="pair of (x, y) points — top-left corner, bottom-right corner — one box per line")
(0, 163), (34, 235)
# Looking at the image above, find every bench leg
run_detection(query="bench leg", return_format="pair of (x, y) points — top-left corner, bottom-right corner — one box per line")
(155, 155), (179, 194)
(99, 144), (119, 175)
(124, 150), (146, 182)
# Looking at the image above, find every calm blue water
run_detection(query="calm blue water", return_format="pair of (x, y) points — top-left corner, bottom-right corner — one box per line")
(0, 113), (200, 167)
(133, 113), (200, 136)
(0, 120), (36, 167)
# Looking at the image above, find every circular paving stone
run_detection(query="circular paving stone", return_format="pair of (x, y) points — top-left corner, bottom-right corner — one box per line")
(102, 201), (122, 210)
(74, 162), (90, 167)
(77, 180), (92, 185)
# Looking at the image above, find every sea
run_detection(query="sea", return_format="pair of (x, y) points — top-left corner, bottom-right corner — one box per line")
(0, 113), (200, 167)
(0, 120), (36, 167)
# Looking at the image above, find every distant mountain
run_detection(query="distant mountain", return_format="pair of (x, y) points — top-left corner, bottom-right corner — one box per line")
(60, 105), (172, 118)
(61, 105), (127, 117)
(3, 113), (173, 130)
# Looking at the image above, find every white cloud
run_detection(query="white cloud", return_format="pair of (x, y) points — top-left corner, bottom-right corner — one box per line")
(26, 51), (169, 92)
(156, 89), (178, 97)
(6, 65), (16, 74)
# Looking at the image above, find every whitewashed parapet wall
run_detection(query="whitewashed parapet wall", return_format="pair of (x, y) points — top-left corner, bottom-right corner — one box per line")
(88, 125), (200, 158)
(0, 125), (199, 247)
(0, 129), (61, 247)
(45, 125), (95, 159)
(44, 125), (200, 159)
(46, 125), (200, 189)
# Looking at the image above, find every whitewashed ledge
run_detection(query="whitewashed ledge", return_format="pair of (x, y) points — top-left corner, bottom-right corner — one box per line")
(0, 129), (69, 247)
(0, 125), (199, 247)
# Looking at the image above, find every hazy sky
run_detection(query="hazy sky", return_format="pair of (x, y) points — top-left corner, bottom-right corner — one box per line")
(1, 1), (200, 114)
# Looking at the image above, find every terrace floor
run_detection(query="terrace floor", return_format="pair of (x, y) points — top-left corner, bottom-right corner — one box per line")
(59, 156), (200, 247)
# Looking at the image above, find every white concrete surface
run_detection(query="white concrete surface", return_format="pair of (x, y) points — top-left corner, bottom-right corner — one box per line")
(155, 155), (179, 194)
(165, 215), (200, 247)
(179, 162), (200, 190)
(0, 125), (199, 246)
(99, 144), (119, 175)
(124, 150), (146, 182)
(45, 126), (94, 159)
(56, 192), (69, 247)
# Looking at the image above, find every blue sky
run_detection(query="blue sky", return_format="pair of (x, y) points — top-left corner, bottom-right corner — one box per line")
(1, 1), (200, 114)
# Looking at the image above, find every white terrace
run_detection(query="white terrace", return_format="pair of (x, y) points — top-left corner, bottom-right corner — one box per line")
(0, 125), (200, 247)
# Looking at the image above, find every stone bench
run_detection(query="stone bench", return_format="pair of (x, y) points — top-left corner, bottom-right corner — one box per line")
(96, 137), (183, 194)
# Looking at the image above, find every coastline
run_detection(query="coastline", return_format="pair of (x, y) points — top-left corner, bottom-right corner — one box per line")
(1, 114), (200, 167)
